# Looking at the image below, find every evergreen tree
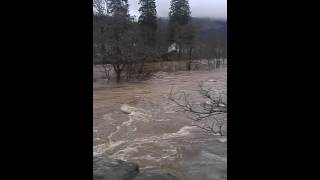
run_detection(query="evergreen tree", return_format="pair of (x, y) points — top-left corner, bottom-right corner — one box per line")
(106, 0), (129, 17)
(168, 0), (191, 44)
(168, 0), (193, 63)
(169, 0), (191, 25)
(138, 0), (157, 48)
(106, 0), (130, 35)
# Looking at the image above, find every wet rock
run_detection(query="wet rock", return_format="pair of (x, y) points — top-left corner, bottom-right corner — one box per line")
(152, 71), (169, 79)
(93, 156), (180, 180)
(218, 138), (227, 143)
(121, 104), (134, 114)
(133, 172), (179, 180)
(121, 104), (147, 114)
(93, 156), (139, 180)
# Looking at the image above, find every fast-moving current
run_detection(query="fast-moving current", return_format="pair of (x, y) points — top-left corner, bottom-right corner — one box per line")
(93, 67), (227, 180)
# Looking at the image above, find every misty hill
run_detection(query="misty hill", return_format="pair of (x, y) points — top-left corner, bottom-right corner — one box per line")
(158, 17), (227, 38)
(192, 18), (227, 38)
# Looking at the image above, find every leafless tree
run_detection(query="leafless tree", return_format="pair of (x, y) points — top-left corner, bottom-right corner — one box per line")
(169, 82), (227, 135)
(94, 64), (113, 80)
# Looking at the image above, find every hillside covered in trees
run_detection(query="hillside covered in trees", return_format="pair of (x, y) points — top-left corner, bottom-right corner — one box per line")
(93, 0), (227, 80)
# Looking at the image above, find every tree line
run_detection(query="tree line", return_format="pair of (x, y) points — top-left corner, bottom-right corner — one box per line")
(93, 0), (227, 81)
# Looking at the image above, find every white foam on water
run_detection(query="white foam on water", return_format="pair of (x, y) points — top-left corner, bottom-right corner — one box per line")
(120, 104), (134, 114)
(93, 152), (99, 157)
(93, 106), (154, 157)
(121, 104), (150, 115)
(120, 104), (152, 126)
(93, 105), (153, 157)
(121, 115), (136, 127)
(111, 147), (139, 160)
(155, 118), (171, 122)
(93, 143), (109, 156)
(107, 108), (151, 144)
(108, 126), (198, 162)
(139, 165), (156, 170)
(218, 138), (227, 143)
(93, 140), (127, 157)
(201, 151), (227, 163)
(157, 150), (178, 161)
(103, 113), (113, 121)
(94, 112), (200, 160)
(96, 104), (199, 162)
(129, 150), (177, 162)
(130, 126), (196, 143)
(109, 140), (126, 149)
(132, 154), (158, 161)
(162, 104), (177, 114)
(162, 126), (197, 139)
(108, 126), (121, 144)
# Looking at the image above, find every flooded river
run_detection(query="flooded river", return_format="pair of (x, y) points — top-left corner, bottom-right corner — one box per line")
(93, 67), (227, 180)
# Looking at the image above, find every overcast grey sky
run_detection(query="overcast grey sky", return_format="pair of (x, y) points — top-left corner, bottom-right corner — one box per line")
(129, 0), (227, 20)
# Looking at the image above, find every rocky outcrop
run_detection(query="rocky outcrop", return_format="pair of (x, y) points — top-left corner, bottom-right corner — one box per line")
(93, 156), (180, 180)
(133, 172), (180, 180)
(93, 156), (139, 180)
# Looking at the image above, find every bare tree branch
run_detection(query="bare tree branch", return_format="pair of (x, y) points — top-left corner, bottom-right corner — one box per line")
(169, 82), (227, 135)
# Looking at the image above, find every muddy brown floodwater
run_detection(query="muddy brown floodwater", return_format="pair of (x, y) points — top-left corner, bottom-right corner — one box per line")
(93, 67), (227, 180)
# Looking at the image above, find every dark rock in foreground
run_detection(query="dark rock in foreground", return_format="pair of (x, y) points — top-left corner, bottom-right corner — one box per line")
(93, 156), (180, 180)
(93, 156), (139, 180)
(133, 172), (180, 180)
